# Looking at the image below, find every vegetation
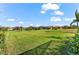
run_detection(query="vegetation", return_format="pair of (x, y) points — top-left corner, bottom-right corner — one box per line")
(0, 9), (79, 55)
(0, 31), (5, 54)
(67, 10), (79, 55)
(4, 29), (75, 54)
(70, 9), (79, 28)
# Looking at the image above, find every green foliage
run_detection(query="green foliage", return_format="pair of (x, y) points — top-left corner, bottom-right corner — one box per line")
(0, 31), (5, 54)
(68, 9), (79, 54)
(67, 31), (79, 55)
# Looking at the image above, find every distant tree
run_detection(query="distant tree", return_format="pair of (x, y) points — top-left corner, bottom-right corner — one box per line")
(13, 27), (20, 30)
(71, 25), (77, 29)
(39, 26), (43, 30)
(19, 26), (23, 31)
(63, 26), (68, 29)
(28, 26), (33, 30)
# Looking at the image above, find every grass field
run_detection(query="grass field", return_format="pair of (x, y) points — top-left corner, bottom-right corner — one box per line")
(4, 29), (77, 54)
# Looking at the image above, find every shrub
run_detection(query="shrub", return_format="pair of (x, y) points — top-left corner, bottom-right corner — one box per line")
(67, 32), (79, 55)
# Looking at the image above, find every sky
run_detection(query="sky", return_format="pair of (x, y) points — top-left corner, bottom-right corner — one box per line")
(0, 3), (79, 27)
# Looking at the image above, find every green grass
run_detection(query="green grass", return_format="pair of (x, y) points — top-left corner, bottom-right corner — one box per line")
(4, 29), (76, 54)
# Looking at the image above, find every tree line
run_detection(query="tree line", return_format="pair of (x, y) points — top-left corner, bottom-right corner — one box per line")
(0, 25), (77, 31)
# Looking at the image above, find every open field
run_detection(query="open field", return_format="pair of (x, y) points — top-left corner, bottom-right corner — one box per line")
(3, 29), (77, 54)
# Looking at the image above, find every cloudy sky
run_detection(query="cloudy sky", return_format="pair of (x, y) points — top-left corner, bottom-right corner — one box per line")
(0, 3), (79, 27)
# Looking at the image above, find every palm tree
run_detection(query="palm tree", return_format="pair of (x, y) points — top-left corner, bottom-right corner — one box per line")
(70, 9), (79, 28)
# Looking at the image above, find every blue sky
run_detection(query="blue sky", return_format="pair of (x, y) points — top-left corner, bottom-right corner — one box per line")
(0, 3), (79, 27)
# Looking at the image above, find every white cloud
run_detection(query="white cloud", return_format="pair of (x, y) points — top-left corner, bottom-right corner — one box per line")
(36, 24), (41, 27)
(50, 17), (61, 22)
(54, 24), (64, 26)
(7, 19), (15, 21)
(64, 18), (75, 21)
(19, 21), (24, 24)
(41, 3), (60, 14)
(41, 3), (59, 11)
(54, 10), (64, 16)
(40, 10), (46, 14)
(30, 24), (33, 26)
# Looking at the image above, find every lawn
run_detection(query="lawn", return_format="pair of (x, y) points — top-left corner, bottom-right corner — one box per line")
(4, 29), (76, 55)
